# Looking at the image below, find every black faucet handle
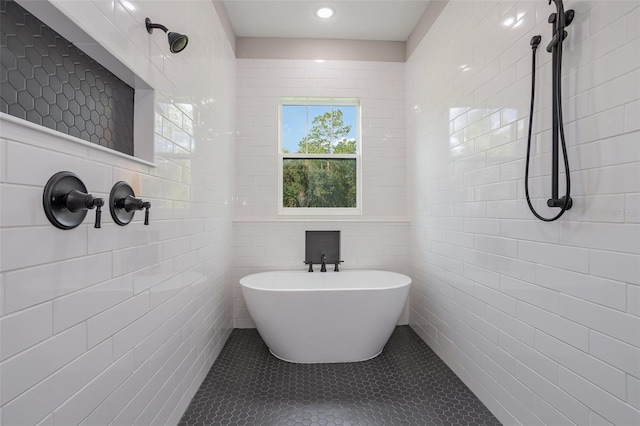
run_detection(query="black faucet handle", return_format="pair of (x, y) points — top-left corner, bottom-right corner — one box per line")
(142, 201), (151, 225)
(94, 204), (102, 228)
(303, 260), (314, 272)
(92, 197), (104, 228)
(334, 260), (344, 272)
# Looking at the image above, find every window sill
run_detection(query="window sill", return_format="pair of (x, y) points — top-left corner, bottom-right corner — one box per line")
(278, 207), (362, 216)
(233, 217), (410, 223)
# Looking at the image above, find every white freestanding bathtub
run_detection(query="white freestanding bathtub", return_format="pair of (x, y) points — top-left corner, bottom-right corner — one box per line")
(239, 270), (411, 363)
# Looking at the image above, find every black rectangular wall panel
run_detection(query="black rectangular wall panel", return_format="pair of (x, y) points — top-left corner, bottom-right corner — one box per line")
(305, 230), (341, 264)
(0, 0), (134, 156)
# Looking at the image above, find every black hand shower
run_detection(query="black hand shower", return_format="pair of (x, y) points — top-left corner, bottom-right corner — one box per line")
(525, 0), (574, 221)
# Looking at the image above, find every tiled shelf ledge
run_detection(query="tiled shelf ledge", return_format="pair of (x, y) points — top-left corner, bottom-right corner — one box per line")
(0, 113), (156, 169)
(2, 0), (157, 167)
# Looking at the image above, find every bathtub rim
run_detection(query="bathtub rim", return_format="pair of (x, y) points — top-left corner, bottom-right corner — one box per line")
(239, 270), (411, 292)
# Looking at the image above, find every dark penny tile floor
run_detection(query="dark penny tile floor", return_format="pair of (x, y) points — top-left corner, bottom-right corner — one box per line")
(179, 326), (501, 426)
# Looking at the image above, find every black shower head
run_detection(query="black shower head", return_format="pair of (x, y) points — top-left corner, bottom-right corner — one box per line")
(167, 31), (189, 53)
(145, 18), (189, 53)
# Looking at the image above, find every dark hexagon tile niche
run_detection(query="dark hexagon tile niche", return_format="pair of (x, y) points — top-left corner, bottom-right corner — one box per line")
(179, 326), (502, 426)
(0, 0), (134, 156)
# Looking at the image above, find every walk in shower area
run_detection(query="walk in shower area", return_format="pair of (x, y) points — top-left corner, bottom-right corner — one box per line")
(0, 0), (638, 425)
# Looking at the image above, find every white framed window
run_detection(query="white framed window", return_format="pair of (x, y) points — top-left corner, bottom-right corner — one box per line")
(278, 97), (362, 215)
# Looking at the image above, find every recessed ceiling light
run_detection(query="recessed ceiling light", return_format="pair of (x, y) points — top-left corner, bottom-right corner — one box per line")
(315, 7), (334, 19)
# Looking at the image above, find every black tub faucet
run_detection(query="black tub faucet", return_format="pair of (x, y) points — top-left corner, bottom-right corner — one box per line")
(320, 254), (327, 272)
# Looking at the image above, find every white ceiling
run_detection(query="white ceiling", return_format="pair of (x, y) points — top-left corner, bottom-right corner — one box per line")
(222, 0), (432, 42)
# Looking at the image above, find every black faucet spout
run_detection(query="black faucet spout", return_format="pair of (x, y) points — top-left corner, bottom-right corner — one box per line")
(320, 254), (327, 272)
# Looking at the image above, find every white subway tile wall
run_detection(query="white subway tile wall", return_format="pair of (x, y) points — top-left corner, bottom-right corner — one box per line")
(235, 59), (407, 220)
(407, 0), (640, 425)
(233, 59), (411, 327)
(0, 1), (235, 425)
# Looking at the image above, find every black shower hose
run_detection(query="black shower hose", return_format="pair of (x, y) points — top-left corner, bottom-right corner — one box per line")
(525, 35), (572, 222)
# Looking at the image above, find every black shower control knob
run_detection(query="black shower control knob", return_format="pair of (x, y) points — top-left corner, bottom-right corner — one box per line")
(109, 181), (150, 226)
(120, 195), (145, 212)
(64, 190), (100, 212)
(43, 171), (104, 230)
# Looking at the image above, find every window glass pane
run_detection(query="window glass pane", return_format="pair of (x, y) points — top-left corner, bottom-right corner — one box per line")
(281, 105), (307, 154)
(281, 104), (357, 155)
(283, 159), (356, 208)
(332, 105), (357, 154)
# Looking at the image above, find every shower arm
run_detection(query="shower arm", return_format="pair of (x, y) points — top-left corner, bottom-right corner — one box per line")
(146, 20), (169, 34)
